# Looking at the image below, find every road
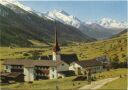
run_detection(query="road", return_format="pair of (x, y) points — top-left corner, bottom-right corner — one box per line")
(79, 77), (119, 90)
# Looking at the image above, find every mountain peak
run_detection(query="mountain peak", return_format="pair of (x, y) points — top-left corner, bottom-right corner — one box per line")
(45, 9), (81, 28)
(51, 9), (69, 16)
(97, 18), (127, 28)
(0, 0), (33, 12)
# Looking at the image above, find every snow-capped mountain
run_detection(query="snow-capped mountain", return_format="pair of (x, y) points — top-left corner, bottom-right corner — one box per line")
(97, 18), (128, 28)
(44, 10), (127, 39)
(0, 3), (96, 46)
(45, 10), (127, 30)
(44, 10), (82, 28)
(0, 0), (33, 12)
(0, 0), (126, 40)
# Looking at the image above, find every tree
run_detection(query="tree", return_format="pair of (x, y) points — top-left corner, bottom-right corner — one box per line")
(111, 54), (120, 69)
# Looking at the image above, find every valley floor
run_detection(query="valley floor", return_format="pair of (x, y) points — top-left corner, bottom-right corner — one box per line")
(1, 68), (127, 90)
(0, 34), (127, 89)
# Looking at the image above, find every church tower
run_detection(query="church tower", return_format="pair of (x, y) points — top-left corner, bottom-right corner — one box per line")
(52, 26), (61, 61)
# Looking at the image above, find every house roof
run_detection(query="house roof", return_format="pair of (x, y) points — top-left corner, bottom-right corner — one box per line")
(75, 59), (103, 68)
(96, 55), (109, 63)
(0, 72), (24, 78)
(6, 72), (24, 78)
(58, 70), (75, 76)
(39, 56), (51, 60)
(3, 53), (78, 67)
(0, 72), (10, 76)
(3, 59), (56, 67)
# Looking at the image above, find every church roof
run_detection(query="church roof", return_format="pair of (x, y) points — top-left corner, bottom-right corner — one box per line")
(52, 27), (60, 52)
(47, 54), (78, 64)
(38, 53), (78, 65)
(61, 54), (78, 64)
(53, 43), (60, 52)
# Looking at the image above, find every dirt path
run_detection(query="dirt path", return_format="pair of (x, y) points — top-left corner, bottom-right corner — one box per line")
(79, 77), (119, 90)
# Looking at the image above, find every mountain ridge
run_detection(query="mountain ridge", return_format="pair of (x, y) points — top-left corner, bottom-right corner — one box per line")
(44, 9), (127, 39)
(0, 3), (95, 47)
(0, 0), (33, 12)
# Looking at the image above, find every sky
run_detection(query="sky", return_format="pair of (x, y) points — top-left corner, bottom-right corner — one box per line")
(20, 1), (127, 22)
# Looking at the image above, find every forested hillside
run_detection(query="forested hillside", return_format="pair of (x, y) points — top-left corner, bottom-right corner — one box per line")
(0, 4), (95, 47)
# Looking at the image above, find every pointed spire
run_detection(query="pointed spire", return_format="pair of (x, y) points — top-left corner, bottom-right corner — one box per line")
(53, 22), (60, 52)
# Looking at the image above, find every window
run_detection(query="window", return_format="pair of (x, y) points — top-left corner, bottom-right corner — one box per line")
(52, 74), (54, 78)
(44, 73), (47, 76)
(44, 67), (46, 70)
(52, 68), (54, 72)
(6, 66), (8, 69)
(18, 66), (21, 69)
(42, 73), (44, 76)
(46, 67), (49, 70)
(38, 73), (41, 76)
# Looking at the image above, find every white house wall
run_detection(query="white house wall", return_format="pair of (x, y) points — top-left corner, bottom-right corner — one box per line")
(5, 65), (11, 72)
(53, 52), (61, 61)
(69, 62), (103, 75)
(69, 62), (82, 71)
(49, 67), (57, 79)
(24, 67), (34, 82)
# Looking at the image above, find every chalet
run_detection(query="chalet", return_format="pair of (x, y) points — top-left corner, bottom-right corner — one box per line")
(3, 59), (57, 82)
(96, 55), (110, 64)
(96, 55), (110, 69)
(69, 59), (103, 75)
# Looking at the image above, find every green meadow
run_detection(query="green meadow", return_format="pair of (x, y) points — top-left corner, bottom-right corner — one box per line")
(0, 31), (127, 89)
(0, 33), (127, 71)
(1, 68), (127, 90)
(98, 77), (127, 90)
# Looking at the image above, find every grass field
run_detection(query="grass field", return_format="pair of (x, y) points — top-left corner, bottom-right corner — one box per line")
(95, 68), (127, 79)
(98, 77), (127, 90)
(0, 33), (127, 71)
(0, 32), (127, 61)
(1, 68), (127, 90)
(0, 32), (127, 89)
(1, 76), (88, 90)
(96, 68), (127, 90)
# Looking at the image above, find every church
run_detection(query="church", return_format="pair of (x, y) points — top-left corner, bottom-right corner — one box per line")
(0, 28), (105, 83)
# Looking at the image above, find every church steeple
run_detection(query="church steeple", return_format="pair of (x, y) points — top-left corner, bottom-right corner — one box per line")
(52, 23), (61, 61)
(53, 25), (60, 52)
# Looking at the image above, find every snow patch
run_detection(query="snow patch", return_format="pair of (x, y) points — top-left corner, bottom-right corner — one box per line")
(0, 0), (33, 12)
(44, 9), (81, 28)
(97, 18), (128, 28)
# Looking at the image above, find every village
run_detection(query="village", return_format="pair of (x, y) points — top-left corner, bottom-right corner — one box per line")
(0, 29), (110, 83)
(0, 0), (127, 90)
(0, 24), (127, 90)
